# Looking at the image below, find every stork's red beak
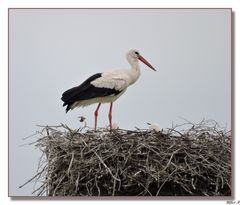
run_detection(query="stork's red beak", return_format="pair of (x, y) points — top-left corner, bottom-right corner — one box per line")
(138, 55), (156, 71)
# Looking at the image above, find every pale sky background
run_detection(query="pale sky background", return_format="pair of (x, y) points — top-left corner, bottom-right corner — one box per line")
(9, 9), (231, 196)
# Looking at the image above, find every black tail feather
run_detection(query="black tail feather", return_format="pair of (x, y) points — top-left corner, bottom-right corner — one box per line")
(66, 105), (71, 113)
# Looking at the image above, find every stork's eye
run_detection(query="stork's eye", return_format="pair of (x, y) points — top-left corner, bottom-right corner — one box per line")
(135, 51), (139, 55)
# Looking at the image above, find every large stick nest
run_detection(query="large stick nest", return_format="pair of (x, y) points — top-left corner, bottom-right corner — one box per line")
(22, 120), (231, 196)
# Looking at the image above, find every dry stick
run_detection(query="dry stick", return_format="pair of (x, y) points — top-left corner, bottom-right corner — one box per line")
(22, 132), (39, 140)
(167, 128), (184, 137)
(95, 176), (101, 196)
(53, 175), (65, 196)
(112, 168), (119, 196)
(67, 152), (75, 175)
(19, 165), (46, 188)
(191, 177), (196, 190)
(32, 182), (47, 195)
(75, 172), (80, 194)
(36, 124), (63, 128)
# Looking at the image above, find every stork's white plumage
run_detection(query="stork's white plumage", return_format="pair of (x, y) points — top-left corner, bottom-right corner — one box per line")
(61, 49), (156, 130)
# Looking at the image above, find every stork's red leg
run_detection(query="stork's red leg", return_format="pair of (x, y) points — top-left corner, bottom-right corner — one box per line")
(94, 103), (101, 130)
(108, 102), (113, 130)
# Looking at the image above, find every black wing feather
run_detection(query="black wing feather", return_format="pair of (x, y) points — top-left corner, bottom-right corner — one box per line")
(61, 73), (121, 112)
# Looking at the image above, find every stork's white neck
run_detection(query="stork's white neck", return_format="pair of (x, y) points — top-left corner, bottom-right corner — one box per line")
(126, 55), (141, 85)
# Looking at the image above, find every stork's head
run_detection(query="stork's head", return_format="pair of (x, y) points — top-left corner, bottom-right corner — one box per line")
(126, 49), (156, 71)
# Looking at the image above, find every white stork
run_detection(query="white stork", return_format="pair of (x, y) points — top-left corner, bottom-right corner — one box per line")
(61, 49), (156, 130)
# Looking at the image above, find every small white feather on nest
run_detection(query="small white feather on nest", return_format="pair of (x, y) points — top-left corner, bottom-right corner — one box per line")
(112, 123), (120, 130)
(147, 122), (161, 132)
